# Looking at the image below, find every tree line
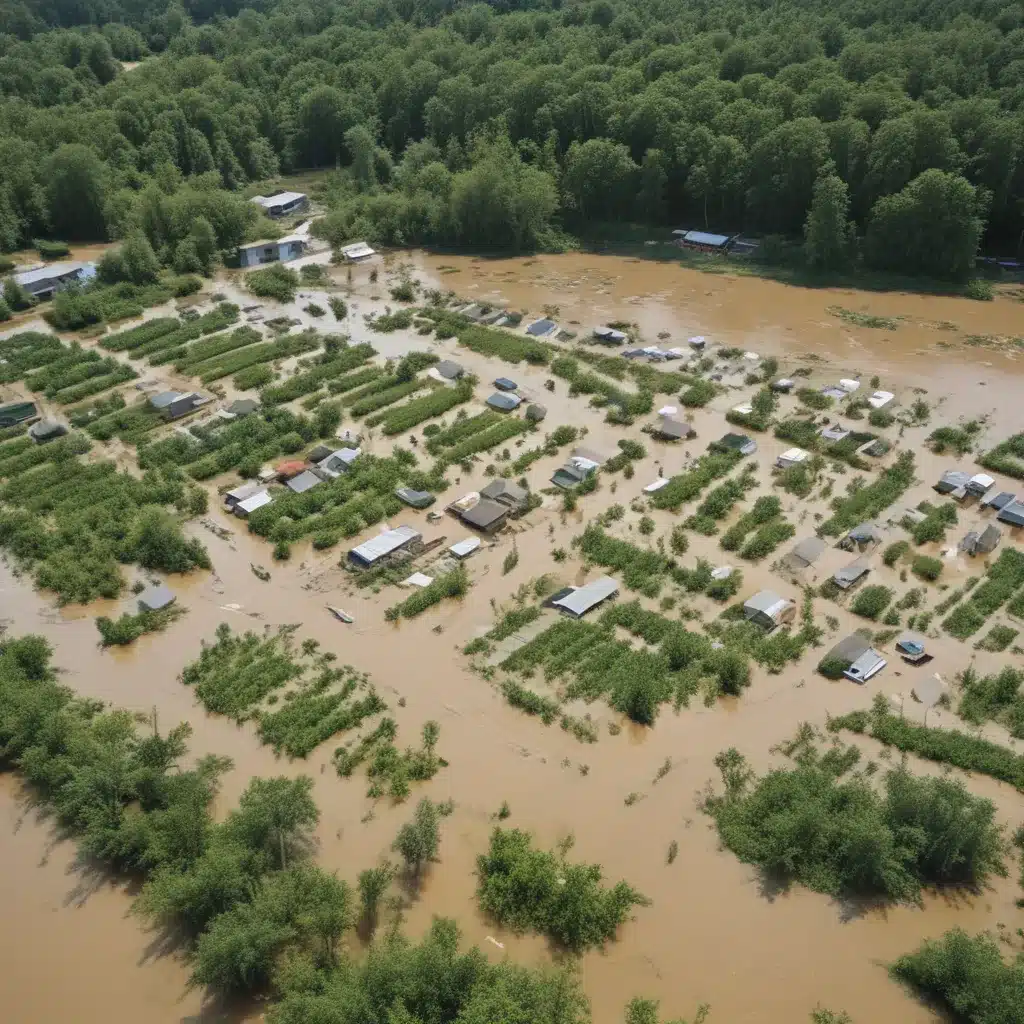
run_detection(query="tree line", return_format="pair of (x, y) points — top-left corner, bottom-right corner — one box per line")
(0, 0), (1021, 281)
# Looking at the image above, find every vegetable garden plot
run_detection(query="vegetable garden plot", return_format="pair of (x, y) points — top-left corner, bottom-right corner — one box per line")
(84, 398), (165, 443)
(719, 496), (795, 560)
(126, 304), (241, 360)
(820, 451), (915, 535)
(425, 411), (503, 453)
(100, 317), (180, 352)
(942, 547), (1024, 639)
(349, 378), (432, 417)
(385, 566), (469, 621)
(52, 364), (138, 405)
(431, 418), (530, 469)
(649, 448), (742, 510)
(259, 345), (377, 406)
(373, 380), (474, 435)
(0, 331), (72, 382)
(550, 356), (653, 415)
(168, 325), (264, 371)
(185, 332), (321, 385)
(575, 524), (671, 596)
(180, 623), (390, 760)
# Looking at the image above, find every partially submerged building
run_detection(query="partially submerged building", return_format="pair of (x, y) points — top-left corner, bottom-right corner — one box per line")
(672, 229), (733, 253)
(286, 469), (323, 494)
(348, 526), (422, 568)
(551, 576), (619, 618)
(776, 447), (810, 469)
(224, 481), (267, 510)
(781, 537), (825, 572)
(552, 455), (599, 489)
(434, 360), (465, 381)
(525, 318), (558, 338)
(28, 419), (67, 443)
(458, 498), (511, 533)
(340, 242), (376, 261)
(150, 391), (202, 420)
(250, 192), (307, 218)
(486, 392), (522, 412)
(960, 524), (1001, 556)
(137, 583), (175, 613)
(980, 487), (1016, 511)
(480, 479), (529, 511)
(239, 234), (307, 268)
(839, 522), (882, 552)
(716, 433), (757, 456)
(935, 470), (971, 498)
(997, 500), (1024, 527)
(651, 416), (695, 441)
(833, 561), (870, 590)
(234, 489), (272, 518)
(742, 590), (796, 630)
(493, 377), (518, 392)
(593, 326), (627, 344)
(395, 487), (435, 509)
(13, 261), (95, 299)
(844, 648), (887, 684)
(317, 447), (360, 478)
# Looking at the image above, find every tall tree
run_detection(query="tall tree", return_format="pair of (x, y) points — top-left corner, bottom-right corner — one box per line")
(804, 173), (853, 271)
(45, 144), (106, 241)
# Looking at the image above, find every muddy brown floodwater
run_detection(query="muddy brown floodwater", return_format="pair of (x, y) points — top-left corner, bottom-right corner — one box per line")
(2, 249), (1024, 1024)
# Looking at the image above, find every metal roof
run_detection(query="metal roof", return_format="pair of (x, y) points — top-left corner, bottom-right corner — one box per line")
(825, 631), (873, 665)
(236, 490), (272, 515)
(340, 242), (375, 260)
(743, 590), (793, 623)
(783, 537), (825, 569)
(349, 526), (421, 566)
(459, 498), (510, 529)
(435, 360), (464, 379)
(654, 417), (693, 439)
(286, 470), (323, 493)
(997, 501), (1024, 526)
(395, 487), (434, 508)
(480, 479), (528, 505)
(844, 649), (887, 683)
(493, 377), (518, 390)
(449, 537), (481, 559)
(552, 576), (619, 617)
(486, 392), (522, 411)
(681, 230), (731, 247)
(13, 261), (87, 286)
(525, 318), (557, 336)
(252, 191), (306, 208)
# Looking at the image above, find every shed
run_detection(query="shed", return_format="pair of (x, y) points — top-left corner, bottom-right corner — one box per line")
(594, 326), (627, 344)
(137, 583), (175, 613)
(307, 443), (334, 464)
(224, 481), (266, 509)
(402, 572), (434, 588)
(776, 447), (809, 469)
(551, 576), (619, 618)
(317, 447), (360, 477)
(674, 229), (732, 251)
(459, 498), (510, 533)
(286, 469), (323, 494)
(449, 537), (481, 559)
(781, 537), (825, 571)
(643, 478), (670, 494)
(717, 433), (757, 456)
(525, 403), (547, 422)
(150, 391), (200, 420)
(844, 648), (887, 684)
(13, 261), (94, 299)
(820, 425), (850, 443)
(234, 490), (272, 517)
(772, 378), (796, 393)
(525, 318), (557, 337)
(250, 191), (307, 217)
(239, 236), (305, 268)
(652, 417), (695, 441)
(935, 470), (971, 495)
(395, 487), (435, 509)
(867, 390), (895, 410)
(743, 590), (796, 630)
(340, 241), (376, 261)
(838, 379), (860, 394)
(226, 399), (260, 417)
(493, 377), (518, 391)
(486, 392), (522, 411)
(0, 401), (38, 427)
(980, 488), (1015, 510)
(552, 456), (599, 489)
(896, 635), (928, 663)
(960, 525), (1001, 555)
(435, 360), (465, 381)
(348, 526), (422, 568)
(572, 446), (608, 466)
(28, 419), (67, 443)
(833, 561), (870, 590)
(841, 521), (882, 550)
(824, 631), (873, 668)
(480, 479), (529, 509)
(688, 336), (707, 349)
(967, 473), (996, 497)
(997, 500), (1024, 527)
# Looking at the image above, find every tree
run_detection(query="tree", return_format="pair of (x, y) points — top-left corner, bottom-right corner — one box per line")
(345, 123), (378, 192)
(188, 216), (218, 273)
(3, 277), (33, 311)
(865, 170), (986, 281)
(226, 775), (320, 870)
(45, 144), (107, 241)
(296, 86), (356, 168)
(562, 138), (638, 221)
(127, 508), (210, 573)
(0, 296), (10, 322)
(392, 797), (441, 875)
(804, 173), (853, 271)
(120, 231), (161, 283)
(357, 860), (394, 932)
(637, 149), (668, 223)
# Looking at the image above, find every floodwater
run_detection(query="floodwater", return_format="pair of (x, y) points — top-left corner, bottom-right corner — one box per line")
(2, 249), (1024, 1023)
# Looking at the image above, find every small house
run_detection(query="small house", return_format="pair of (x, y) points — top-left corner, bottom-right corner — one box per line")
(844, 648), (887, 684)
(480, 479), (529, 511)
(434, 360), (465, 381)
(935, 470), (971, 496)
(449, 537), (481, 560)
(486, 392), (522, 412)
(717, 433), (757, 456)
(551, 576), (619, 618)
(0, 401), (38, 427)
(781, 537), (825, 572)
(226, 398), (260, 417)
(28, 419), (67, 443)
(823, 631), (873, 671)
(673, 229), (733, 253)
(651, 417), (695, 441)
(238, 235), (306, 268)
(960, 524), (1001, 556)
(776, 447), (809, 469)
(833, 561), (870, 590)
(137, 583), (175, 613)
(857, 438), (890, 458)
(340, 242), (376, 261)
(234, 489), (272, 518)
(286, 469), (323, 494)
(13, 261), (95, 299)
(594, 326), (627, 344)
(150, 391), (201, 420)
(493, 377), (518, 392)
(742, 590), (796, 630)
(552, 456), (599, 489)
(348, 526), (422, 568)
(317, 447), (360, 478)
(967, 473), (996, 497)
(525, 318), (557, 338)
(250, 192), (307, 218)
(867, 390), (895, 410)
(224, 481), (267, 509)
(980, 488), (1015, 510)
(840, 522), (882, 552)
(820, 424), (850, 443)
(997, 500), (1024, 527)
(525, 403), (547, 422)
(395, 487), (435, 509)
(459, 498), (510, 533)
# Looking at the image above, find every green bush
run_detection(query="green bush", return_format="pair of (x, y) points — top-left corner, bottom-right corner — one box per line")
(911, 555), (943, 581)
(246, 263), (300, 302)
(851, 585), (893, 619)
(385, 566), (469, 620)
(883, 540), (910, 566)
(796, 387), (832, 410)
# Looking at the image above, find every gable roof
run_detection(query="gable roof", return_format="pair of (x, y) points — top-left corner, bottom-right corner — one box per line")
(552, 576), (619, 617)
(459, 498), (510, 529)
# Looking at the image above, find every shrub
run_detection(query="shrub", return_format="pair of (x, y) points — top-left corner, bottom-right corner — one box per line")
(233, 364), (274, 390)
(926, 421), (981, 456)
(679, 379), (718, 407)
(328, 296), (348, 319)
(911, 555), (943, 581)
(883, 540), (909, 566)
(796, 388), (832, 410)
(980, 432), (1024, 480)
(385, 566), (469, 620)
(35, 238), (71, 259)
(851, 585), (893, 619)
(821, 452), (915, 535)
(868, 408), (894, 428)
(246, 263), (300, 302)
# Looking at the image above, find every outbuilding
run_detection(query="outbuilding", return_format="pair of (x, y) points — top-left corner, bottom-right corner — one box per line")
(833, 561), (870, 590)
(651, 416), (695, 441)
(980, 487), (1015, 510)
(395, 487), (435, 509)
(776, 447), (809, 469)
(867, 390), (895, 410)
(250, 192), (307, 218)
(238, 235), (306, 267)
(479, 479), (529, 510)
(150, 391), (201, 420)
(348, 526), (422, 568)
(28, 419), (67, 443)
(960, 524), (1001, 555)
(673, 229), (733, 252)
(340, 242), (376, 261)
(493, 377), (518, 391)
(967, 473), (996, 497)
(234, 489), (272, 518)
(435, 360), (465, 381)
(781, 537), (825, 572)
(525, 318), (558, 338)
(594, 326), (627, 344)
(317, 447), (360, 478)
(13, 261), (95, 299)
(743, 590), (796, 630)
(458, 498), (511, 533)
(449, 537), (481, 560)
(844, 648), (887, 684)
(224, 481), (266, 509)
(935, 470), (971, 496)
(286, 469), (323, 494)
(997, 500), (1024, 527)
(716, 433), (757, 456)
(486, 392), (522, 412)
(551, 576), (619, 618)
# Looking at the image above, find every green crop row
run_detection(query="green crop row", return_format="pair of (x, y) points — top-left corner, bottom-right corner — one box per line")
(433, 417), (530, 468)
(100, 317), (180, 352)
(373, 380), (473, 435)
(650, 448), (742, 511)
(259, 345), (376, 405)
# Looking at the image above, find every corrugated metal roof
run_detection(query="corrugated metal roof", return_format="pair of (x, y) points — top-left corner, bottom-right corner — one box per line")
(253, 191), (305, 208)
(449, 537), (481, 559)
(349, 525), (421, 566)
(287, 470), (323, 493)
(236, 490), (272, 515)
(552, 576), (619, 617)
(682, 230), (731, 247)
(743, 590), (792, 621)
(14, 261), (87, 286)
(486, 392), (522, 411)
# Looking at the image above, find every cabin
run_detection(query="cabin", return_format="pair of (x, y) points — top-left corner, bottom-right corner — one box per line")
(960, 524), (1001, 556)
(340, 242), (376, 262)
(458, 498), (511, 533)
(224, 481), (267, 510)
(395, 487), (435, 509)
(552, 456), (599, 489)
(449, 537), (481, 560)
(672, 229), (733, 253)
(250, 192), (307, 218)
(486, 392), (522, 412)
(348, 526), (422, 568)
(966, 473), (996, 498)
(833, 561), (870, 590)
(935, 470), (971, 497)
(234, 490), (272, 518)
(980, 487), (1015, 510)
(844, 648), (887, 684)
(238, 234), (306, 268)
(781, 537), (825, 572)
(286, 469), (323, 494)
(525, 318), (558, 338)
(776, 448), (810, 469)
(997, 501), (1024, 527)
(551, 576), (619, 618)
(742, 590), (796, 630)
(716, 433), (757, 456)
(13, 261), (95, 299)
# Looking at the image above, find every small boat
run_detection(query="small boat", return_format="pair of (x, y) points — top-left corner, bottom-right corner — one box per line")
(250, 563), (271, 582)
(327, 605), (353, 623)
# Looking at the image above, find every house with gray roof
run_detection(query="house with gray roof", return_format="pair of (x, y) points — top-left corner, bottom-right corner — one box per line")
(551, 576), (619, 618)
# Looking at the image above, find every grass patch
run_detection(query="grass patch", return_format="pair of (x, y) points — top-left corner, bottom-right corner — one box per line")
(826, 306), (901, 330)
(980, 432), (1024, 480)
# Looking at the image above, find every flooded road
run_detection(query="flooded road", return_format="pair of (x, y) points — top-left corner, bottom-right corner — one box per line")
(2, 249), (1024, 1023)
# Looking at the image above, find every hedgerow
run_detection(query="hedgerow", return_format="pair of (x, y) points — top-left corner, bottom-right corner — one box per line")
(649, 448), (741, 511)
(384, 566), (469, 620)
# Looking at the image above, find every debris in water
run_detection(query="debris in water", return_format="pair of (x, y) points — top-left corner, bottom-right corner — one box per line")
(485, 936), (505, 949)
(327, 605), (353, 623)
(251, 563), (271, 581)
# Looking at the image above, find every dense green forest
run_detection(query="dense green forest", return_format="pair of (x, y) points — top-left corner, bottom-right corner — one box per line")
(1, 0), (1022, 279)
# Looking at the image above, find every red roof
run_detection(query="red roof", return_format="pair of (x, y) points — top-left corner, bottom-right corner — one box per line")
(275, 460), (307, 479)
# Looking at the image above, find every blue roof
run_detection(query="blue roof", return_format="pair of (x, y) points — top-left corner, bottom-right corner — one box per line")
(493, 377), (518, 390)
(683, 230), (731, 247)
(486, 393), (522, 411)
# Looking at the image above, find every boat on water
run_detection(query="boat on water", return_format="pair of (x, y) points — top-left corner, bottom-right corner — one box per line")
(327, 605), (353, 623)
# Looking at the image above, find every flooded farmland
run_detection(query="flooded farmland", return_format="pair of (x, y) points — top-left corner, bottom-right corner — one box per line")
(1, 248), (1023, 1023)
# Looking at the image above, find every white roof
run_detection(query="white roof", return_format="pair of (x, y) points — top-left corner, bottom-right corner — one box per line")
(349, 525), (421, 565)
(402, 572), (434, 588)
(449, 537), (481, 559)
(236, 490), (272, 514)
(743, 589), (792, 621)
(731, 403), (754, 415)
(658, 405), (678, 416)
(341, 242), (375, 259)
(867, 390), (895, 408)
(969, 473), (996, 490)
(225, 481), (266, 503)
(643, 478), (670, 493)
(552, 576), (619, 617)
(252, 191), (305, 208)
(774, 378), (795, 388)
(743, 351), (759, 361)
(778, 447), (809, 464)
(711, 566), (733, 580)
(14, 261), (87, 286)
(568, 456), (600, 473)
(838, 379), (861, 393)
(845, 649), (887, 682)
